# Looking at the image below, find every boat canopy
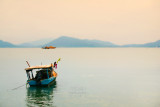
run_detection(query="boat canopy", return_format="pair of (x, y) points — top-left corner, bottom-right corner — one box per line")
(25, 64), (53, 71)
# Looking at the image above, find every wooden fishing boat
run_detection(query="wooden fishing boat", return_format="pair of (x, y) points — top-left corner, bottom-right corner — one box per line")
(25, 63), (57, 86)
(42, 46), (56, 49)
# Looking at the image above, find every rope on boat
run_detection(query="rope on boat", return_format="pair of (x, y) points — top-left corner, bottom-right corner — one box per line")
(12, 83), (28, 90)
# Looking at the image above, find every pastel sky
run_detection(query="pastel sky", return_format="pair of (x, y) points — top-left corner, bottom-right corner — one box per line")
(0, 0), (160, 45)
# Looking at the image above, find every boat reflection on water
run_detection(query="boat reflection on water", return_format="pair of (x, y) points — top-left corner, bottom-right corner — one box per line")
(26, 81), (57, 107)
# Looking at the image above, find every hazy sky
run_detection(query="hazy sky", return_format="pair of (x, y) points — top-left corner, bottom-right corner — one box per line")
(0, 0), (160, 45)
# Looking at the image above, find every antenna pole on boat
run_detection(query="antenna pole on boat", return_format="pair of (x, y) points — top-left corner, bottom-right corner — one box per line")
(26, 61), (30, 67)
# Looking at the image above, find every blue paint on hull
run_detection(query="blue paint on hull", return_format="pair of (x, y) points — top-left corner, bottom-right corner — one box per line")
(27, 77), (56, 86)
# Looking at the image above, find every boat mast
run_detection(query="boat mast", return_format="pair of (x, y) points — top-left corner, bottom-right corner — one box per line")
(26, 61), (34, 79)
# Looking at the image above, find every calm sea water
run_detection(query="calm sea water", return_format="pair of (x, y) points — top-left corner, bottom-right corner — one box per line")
(0, 48), (160, 107)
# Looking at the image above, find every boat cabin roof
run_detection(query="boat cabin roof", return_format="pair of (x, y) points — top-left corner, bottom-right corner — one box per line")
(25, 64), (53, 71)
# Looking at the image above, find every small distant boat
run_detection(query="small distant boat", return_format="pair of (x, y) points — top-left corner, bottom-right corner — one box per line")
(25, 63), (57, 86)
(42, 46), (56, 49)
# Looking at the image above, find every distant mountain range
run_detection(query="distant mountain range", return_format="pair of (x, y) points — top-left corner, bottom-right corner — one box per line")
(19, 38), (54, 47)
(122, 40), (160, 47)
(46, 36), (118, 47)
(0, 40), (16, 48)
(0, 36), (160, 48)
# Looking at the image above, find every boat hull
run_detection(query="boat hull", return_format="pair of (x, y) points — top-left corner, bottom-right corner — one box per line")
(27, 77), (56, 86)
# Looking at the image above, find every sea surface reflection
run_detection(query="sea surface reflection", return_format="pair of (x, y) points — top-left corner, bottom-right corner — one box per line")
(0, 48), (160, 107)
(26, 82), (57, 107)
